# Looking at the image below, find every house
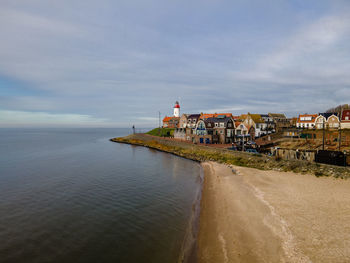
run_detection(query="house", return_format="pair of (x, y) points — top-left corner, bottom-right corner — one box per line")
(186, 114), (201, 128)
(296, 114), (318, 129)
(314, 113), (329, 129)
(192, 115), (235, 144)
(163, 116), (180, 128)
(268, 113), (290, 132)
(241, 113), (266, 138)
(235, 122), (251, 143)
(328, 114), (340, 129)
(177, 113), (200, 129)
(314, 113), (338, 129)
(260, 114), (276, 133)
(206, 116), (235, 143)
(179, 114), (189, 128)
(175, 113), (201, 140)
(192, 119), (212, 144)
(185, 114), (201, 141)
(290, 117), (298, 127)
(341, 109), (350, 129)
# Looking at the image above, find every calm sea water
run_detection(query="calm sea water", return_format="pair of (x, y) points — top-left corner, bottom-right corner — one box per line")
(0, 128), (201, 263)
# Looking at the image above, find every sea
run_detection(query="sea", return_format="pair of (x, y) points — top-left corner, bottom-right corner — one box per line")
(0, 128), (202, 263)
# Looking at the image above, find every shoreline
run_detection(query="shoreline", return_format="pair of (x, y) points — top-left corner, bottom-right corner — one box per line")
(110, 136), (202, 163)
(178, 164), (203, 263)
(111, 134), (350, 262)
(110, 134), (350, 179)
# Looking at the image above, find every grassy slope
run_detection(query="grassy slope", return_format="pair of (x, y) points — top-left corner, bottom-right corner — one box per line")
(146, 128), (174, 137)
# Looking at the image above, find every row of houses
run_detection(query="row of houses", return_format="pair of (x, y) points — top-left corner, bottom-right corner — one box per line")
(162, 102), (350, 145)
(174, 112), (293, 144)
(163, 102), (295, 144)
(296, 110), (350, 129)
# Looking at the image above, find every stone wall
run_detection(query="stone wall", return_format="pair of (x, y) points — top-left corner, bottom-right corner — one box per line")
(174, 129), (186, 140)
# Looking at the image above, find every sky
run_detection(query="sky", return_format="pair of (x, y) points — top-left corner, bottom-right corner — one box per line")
(1, 0), (350, 127)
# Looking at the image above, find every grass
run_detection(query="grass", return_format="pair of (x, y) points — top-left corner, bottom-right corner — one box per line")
(314, 171), (324, 177)
(146, 128), (174, 137)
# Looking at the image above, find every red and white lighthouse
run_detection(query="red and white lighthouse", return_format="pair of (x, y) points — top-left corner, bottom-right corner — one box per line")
(173, 101), (180, 117)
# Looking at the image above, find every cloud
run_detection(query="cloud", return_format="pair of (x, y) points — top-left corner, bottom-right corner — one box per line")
(137, 117), (159, 121)
(230, 14), (350, 86)
(0, 7), (83, 35)
(0, 0), (350, 127)
(0, 110), (110, 127)
(199, 106), (245, 114)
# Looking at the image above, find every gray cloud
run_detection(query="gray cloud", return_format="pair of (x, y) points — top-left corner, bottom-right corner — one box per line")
(0, 0), (350, 127)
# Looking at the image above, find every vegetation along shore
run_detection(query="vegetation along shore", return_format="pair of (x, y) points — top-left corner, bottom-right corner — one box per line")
(111, 133), (350, 179)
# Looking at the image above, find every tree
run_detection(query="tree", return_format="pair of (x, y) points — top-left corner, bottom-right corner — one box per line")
(326, 104), (349, 116)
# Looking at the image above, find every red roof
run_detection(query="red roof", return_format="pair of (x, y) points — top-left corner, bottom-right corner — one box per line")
(163, 116), (179, 122)
(163, 116), (172, 122)
(297, 114), (318, 123)
(201, 113), (233, 119)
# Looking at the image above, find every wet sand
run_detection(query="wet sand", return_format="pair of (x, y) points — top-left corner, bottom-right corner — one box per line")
(198, 162), (350, 262)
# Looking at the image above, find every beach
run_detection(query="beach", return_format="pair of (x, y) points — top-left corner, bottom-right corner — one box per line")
(111, 134), (350, 262)
(198, 162), (350, 262)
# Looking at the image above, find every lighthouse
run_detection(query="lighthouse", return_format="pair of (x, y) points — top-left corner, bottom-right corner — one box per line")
(173, 101), (180, 117)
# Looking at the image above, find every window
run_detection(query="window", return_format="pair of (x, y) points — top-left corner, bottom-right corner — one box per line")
(208, 123), (211, 127)
(220, 123), (224, 128)
(215, 123), (218, 127)
(346, 117), (349, 120)
(220, 130), (223, 134)
(228, 123), (232, 127)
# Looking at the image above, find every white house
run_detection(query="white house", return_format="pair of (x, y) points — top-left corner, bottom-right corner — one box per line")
(296, 114), (318, 129)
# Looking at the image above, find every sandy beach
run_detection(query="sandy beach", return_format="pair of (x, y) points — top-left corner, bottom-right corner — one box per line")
(198, 162), (350, 262)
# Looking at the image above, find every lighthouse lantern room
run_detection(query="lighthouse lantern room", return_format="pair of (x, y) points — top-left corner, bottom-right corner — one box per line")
(173, 101), (180, 117)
